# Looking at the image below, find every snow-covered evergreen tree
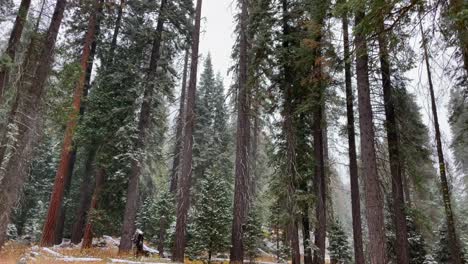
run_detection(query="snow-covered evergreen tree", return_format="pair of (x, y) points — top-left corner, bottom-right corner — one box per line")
(434, 223), (466, 263)
(187, 55), (233, 261)
(328, 219), (352, 264)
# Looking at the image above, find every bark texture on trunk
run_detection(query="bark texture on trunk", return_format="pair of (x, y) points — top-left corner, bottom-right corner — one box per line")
(354, 9), (387, 264)
(71, 148), (98, 244)
(376, 13), (410, 264)
(172, 0), (203, 261)
(170, 49), (189, 194)
(302, 210), (313, 264)
(159, 49), (189, 258)
(342, 8), (365, 264)
(119, 0), (167, 253)
(53, 150), (76, 245)
(230, 0), (251, 263)
(41, 1), (101, 246)
(0, 0), (31, 103)
(312, 103), (326, 264)
(290, 221), (301, 264)
(419, 14), (465, 264)
(0, 0), (67, 249)
(82, 167), (106, 249)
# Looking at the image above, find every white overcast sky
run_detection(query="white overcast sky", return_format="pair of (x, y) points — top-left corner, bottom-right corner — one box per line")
(1, 0), (462, 190)
(198, 0), (236, 85)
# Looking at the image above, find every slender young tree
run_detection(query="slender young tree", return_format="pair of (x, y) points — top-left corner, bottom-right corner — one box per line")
(118, 0), (168, 252)
(170, 48), (190, 194)
(156, 48), (189, 258)
(419, 10), (465, 264)
(81, 168), (106, 249)
(354, 7), (387, 264)
(230, 0), (251, 262)
(0, 0), (67, 249)
(0, 0), (31, 103)
(172, 0), (203, 261)
(374, 1), (410, 263)
(341, 4), (365, 263)
(41, 0), (102, 246)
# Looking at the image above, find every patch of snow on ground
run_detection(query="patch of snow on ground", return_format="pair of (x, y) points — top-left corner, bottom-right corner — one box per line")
(41, 247), (63, 257)
(109, 259), (167, 264)
(56, 256), (102, 262)
(103, 235), (120, 246)
(143, 244), (159, 254)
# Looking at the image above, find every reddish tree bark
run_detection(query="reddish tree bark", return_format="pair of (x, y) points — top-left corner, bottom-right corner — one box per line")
(342, 7), (365, 264)
(119, 0), (167, 253)
(172, 0), (203, 261)
(82, 168), (106, 249)
(229, 0), (250, 263)
(312, 102), (326, 264)
(41, 0), (102, 246)
(71, 148), (97, 244)
(0, 0), (67, 249)
(0, 0), (31, 103)
(289, 222), (301, 264)
(354, 9), (387, 264)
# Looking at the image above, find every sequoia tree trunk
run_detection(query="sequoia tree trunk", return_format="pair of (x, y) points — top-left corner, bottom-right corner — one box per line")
(0, 0), (67, 249)
(342, 7), (365, 264)
(41, 0), (101, 246)
(229, 0), (251, 263)
(354, 8), (387, 264)
(172, 0), (203, 261)
(70, 148), (97, 244)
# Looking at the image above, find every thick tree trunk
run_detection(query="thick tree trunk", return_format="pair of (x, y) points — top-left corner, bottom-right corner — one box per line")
(312, 102), (326, 264)
(290, 221), (301, 264)
(55, 6), (101, 244)
(419, 15), (465, 264)
(70, 148), (97, 244)
(230, 1), (251, 263)
(170, 49), (189, 194)
(172, 0), (203, 261)
(41, 1), (101, 246)
(119, 0), (167, 253)
(342, 9), (365, 264)
(354, 9), (387, 264)
(82, 168), (106, 249)
(0, 0), (67, 250)
(53, 150), (76, 245)
(376, 15), (410, 264)
(0, 0), (31, 103)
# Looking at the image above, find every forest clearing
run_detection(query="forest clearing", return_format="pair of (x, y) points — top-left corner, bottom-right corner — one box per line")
(0, 0), (467, 263)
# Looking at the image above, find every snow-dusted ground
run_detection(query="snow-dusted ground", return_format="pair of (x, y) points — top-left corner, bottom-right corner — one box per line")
(7, 235), (287, 264)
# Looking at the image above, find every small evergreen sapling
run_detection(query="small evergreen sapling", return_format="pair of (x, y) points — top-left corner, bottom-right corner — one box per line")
(328, 219), (352, 264)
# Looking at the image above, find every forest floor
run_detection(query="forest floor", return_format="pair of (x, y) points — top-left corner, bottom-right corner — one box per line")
(0, 239), (280, 264)
(0, 241), (171, 264)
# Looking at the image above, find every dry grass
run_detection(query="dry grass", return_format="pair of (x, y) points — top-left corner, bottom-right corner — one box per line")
(0, 242), (29, 264)
(0, 241), (169, 264)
